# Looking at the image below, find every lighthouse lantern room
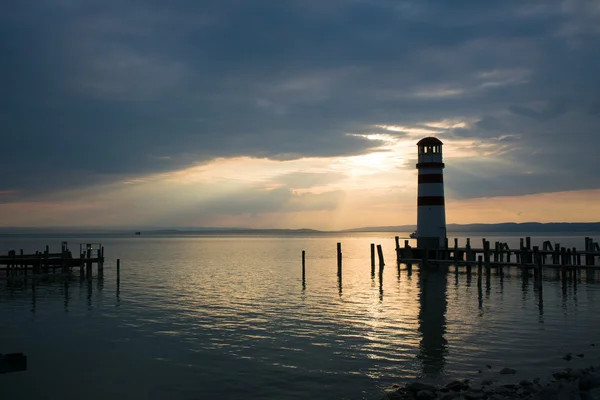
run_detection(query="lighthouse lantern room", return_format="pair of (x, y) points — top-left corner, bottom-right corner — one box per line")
(416, 137), (447, 249)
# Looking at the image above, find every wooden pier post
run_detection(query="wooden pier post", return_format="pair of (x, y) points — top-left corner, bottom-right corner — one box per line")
(466, 238), (472, 262)
(520, 246), (526, 270)
(79, 252), (85, 275)
(585, 238), (596, 266)
(86, 244), (92, 279)
(302, 250), (306, 282)
(584, 237), (590, 265)
(394, 236), (400, 264)
(453, 238), (458, 262)
(337, 242), (342, 276)
(552, 243), (559, 265)
(533, 246), (539, 279)
(98, 246), (104, 275)
(477, 255), (483, 276)
(377, 244), (385, 273)
(36, 253), (42, 275)
(483, 240), (491, 269)
(498, 243), (503, 262)
(20, 249), (26, 275)
(495, 242), (499, 262)
(536, 248), (543, 291)
(370, 244), (375, 275)
(116, 259), (120, 281)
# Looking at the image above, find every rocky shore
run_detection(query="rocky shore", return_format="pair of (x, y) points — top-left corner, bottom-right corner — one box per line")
(382, 365), (600, 399)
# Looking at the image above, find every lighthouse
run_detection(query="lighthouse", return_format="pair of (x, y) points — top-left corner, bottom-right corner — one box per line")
(416, 137), (447, 249)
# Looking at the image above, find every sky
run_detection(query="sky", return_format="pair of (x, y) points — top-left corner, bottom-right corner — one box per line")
(1, 0), (600, 230)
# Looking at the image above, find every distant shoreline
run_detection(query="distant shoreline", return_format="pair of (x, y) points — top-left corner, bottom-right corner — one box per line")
(0, 222), (599, 236)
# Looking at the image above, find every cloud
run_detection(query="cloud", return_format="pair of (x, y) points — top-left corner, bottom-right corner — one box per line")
(1, 0), (599, 215)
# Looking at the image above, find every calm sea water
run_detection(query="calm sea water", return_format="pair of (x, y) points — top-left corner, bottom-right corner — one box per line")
(1, 232), (600, 400)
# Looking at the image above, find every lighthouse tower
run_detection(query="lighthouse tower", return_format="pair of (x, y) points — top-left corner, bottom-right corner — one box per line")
(416, 137), (447, 249)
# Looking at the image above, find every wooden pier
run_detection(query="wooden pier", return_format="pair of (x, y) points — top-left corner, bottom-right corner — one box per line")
(0, 242), (105, 278)
(394, 236), (600, 271)
(303, 236), (600, 284)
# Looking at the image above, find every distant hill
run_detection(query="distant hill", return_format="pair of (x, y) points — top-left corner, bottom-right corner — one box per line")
(345, 222), (600, 233)
(1, 223), (599, 235)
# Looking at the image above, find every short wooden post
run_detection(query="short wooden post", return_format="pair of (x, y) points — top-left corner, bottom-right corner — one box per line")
(116, 259), (121, 281)
(498, 241), (503, 262)
(337, 242), (342, 276)
(483, 240), (491, 269)
(20, 249), (26, 275)
(36, 253), (42, 275)
(590, 238), (596, 266)
(453, 238), (458, 262)
(394, 236), (400, 264)
(370, 243), (375, 275)
(377, 244), (385, 273)
(404, 240), (412, 273)
(61, 249), (67, 274)
(584, 237), (590, 265)
(79, 252), (84, 275)
(98, 246), (104, 275)
(7, 252), (11, 275)
(554, 243), (560, 265)
(477, 255), (483, 276)
(466, 252), (472, 275)
(403, 240), (411, 260)
(533, 246), (539, 279)
(466, 238), (472, 261)
(86, 244), (92, 278)
(302, 250), (306, 282)
(536, 249), (543, 291)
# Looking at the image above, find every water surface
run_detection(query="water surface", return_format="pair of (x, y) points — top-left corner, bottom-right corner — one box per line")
(1, 232), (599, 399)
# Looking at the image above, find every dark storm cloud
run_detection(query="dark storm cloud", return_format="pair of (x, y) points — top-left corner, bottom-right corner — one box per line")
(1, 0), (599, 199)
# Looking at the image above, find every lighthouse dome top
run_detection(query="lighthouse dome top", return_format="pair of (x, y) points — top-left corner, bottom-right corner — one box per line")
(417, 137), (443, 146)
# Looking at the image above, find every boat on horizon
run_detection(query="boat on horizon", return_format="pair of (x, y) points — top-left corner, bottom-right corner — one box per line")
(409, 231), (417, 239)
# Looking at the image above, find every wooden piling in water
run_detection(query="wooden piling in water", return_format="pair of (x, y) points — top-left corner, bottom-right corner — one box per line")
(466, 238), (472, 262)
(301, 250), (305, 281)
(483, 239), (491, 269)
(377, 244), (385, 273)
(536, 247), (543, 286)
(394, 236), (400, 264)
(98, 246), (104, 274)
(370, 244), (375, 275)
(453, 238), (459, 263)
(337, 243), (342, 276)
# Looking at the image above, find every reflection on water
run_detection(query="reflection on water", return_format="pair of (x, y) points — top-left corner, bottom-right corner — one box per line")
(417, 267), (448, 376)
(1, 234), (600, 400)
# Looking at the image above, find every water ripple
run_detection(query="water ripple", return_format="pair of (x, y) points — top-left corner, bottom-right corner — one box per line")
(1, 234), (600, 400)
